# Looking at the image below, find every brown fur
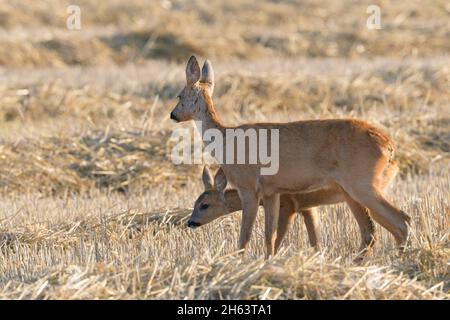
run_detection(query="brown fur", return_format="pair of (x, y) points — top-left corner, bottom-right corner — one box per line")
(172, 56), (410, 258)
(190, 162), (398, 258)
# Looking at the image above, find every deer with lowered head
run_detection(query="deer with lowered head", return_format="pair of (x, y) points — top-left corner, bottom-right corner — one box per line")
(188, 164), (398, 258)
(171, 56), (410, 258)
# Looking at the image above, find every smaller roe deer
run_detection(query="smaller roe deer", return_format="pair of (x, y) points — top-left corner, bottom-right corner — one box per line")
(188, 163), (398, 257)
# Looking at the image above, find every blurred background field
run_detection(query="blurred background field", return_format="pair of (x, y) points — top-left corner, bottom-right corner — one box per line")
(0, 0), (448, 299)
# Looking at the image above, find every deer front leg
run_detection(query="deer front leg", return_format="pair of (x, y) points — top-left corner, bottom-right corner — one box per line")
(301, 208), (321, 250)
(238, 191), (259, 253)
(263, 193), (280, 258)
(274, 197), (296, 253)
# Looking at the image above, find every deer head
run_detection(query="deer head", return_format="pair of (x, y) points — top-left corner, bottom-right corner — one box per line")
(170, 56), (214, 123)
(187, 166), (229, 228)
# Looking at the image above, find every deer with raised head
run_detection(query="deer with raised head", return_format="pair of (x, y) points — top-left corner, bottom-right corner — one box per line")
(188, 164), (398, 257)
(171, 56), (410, 257)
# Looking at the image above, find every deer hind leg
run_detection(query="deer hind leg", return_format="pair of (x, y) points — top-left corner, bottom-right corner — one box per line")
(343, 193), (377, 259)
(341, 184), (410, 248)
(263, 193), (280, 258)
(301, 208), (320, 250)
(274, 198), (296, 253)
(274, 206), (320, 252)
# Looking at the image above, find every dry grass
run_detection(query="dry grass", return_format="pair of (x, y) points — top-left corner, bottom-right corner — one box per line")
(0, 0), (449, 66)
(0, 0), (449, 299)
(0, 171), (448, 299)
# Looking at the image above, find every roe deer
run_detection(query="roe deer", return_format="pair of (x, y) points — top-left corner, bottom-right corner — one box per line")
(188, 163), (398, 257)
(171, 56), (410, 257)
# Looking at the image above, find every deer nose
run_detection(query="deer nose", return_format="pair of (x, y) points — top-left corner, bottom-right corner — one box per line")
(170, 112), (178, 121)
(187, 220), (201, 228)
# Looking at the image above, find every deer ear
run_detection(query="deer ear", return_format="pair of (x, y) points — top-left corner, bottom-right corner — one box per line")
(186, 56), (200, 86)
(202, 166), (214, 190)
(214, 168), (227, 192)
(201, 60), (214, 94)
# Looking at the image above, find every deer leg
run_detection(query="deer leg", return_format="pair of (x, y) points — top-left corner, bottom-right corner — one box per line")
(274, 198), (296, 253)
(301, 208), (320, 250)
(238, 191), (259, 252)
(263, 193), (280, 258)
(341, 184), (410, 248)
(343, 193), (377, 259)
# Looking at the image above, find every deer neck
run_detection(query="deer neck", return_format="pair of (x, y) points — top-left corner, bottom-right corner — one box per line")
(194, 91), (226, 137)
(224, 189), (242, 213)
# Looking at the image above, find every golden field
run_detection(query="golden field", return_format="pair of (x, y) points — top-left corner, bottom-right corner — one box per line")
(0, 0), (448, 299)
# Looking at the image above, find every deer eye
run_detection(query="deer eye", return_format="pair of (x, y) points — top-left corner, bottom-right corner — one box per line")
(200, 204), (209, 210)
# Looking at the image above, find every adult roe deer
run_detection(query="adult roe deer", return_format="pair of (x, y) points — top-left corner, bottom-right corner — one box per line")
(188, 164), (398, 257)
(171, 56), (410, 257)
